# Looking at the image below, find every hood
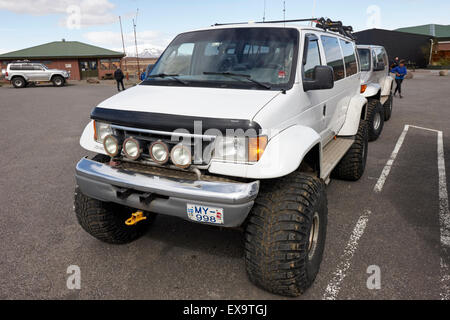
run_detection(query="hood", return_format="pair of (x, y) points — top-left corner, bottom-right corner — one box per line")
(48, 69), (68, 73)
(97, 84), (281, 121)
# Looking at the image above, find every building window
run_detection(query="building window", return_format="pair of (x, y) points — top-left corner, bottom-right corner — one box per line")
(100, 59), (121, 70)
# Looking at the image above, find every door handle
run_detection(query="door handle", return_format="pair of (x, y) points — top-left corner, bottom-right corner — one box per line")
(323, 104), (327, 117)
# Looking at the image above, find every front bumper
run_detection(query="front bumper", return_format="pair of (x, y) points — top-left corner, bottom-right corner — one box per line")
(75, 158), (259, 227)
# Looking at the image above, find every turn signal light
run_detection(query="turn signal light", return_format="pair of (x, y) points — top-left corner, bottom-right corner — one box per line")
(360, 84), (367, 93)
(248, 136), (268, 162)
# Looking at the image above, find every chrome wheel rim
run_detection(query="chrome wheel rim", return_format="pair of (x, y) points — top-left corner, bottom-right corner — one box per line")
(308, 212), (320, 260)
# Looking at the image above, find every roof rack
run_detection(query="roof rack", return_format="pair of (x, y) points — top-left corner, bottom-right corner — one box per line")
(213, 17), (355, 40)
(314, 18), (355, 40)
(11, 60), (31, 63)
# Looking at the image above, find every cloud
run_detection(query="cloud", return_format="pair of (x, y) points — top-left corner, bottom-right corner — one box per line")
(0, 0), (117, 28)
(83, 30), (174, 57)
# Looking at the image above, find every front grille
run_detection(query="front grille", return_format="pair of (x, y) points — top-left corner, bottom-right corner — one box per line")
(111, 124), (215, 166)
(118, 162), (239, 183)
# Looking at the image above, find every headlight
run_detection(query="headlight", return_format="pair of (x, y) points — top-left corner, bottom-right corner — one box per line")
(149, 141), (169, 164)
(123, 137), (142, 160)
(213, 136), (267, 163)
(103, 135), (120, 157)
(171, 144), (191, 168)
(94, 121), (113, 143)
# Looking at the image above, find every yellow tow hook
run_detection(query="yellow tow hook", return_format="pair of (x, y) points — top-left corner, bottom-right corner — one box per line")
(125, 210), (147, 226)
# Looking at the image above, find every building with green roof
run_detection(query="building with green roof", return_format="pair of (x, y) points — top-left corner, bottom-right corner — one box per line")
(395, 24), (450, 39)
(0, 40), (125, 80)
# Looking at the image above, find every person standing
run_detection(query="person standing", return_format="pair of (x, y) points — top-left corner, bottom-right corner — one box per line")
(390, 57), (400, 70)
(390, 60), (407, 99)
(114, 68), (125, 91)
(140, 69), (146, 81)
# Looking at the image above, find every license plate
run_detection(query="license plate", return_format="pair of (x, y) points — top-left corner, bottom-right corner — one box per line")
(187, 204), (224, 225)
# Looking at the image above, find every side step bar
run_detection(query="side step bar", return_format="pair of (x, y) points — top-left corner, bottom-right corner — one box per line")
(321, 137), (355, 181)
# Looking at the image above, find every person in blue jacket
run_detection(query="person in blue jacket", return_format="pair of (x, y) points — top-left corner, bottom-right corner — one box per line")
(140, 69), (146, 81)
(391, 60), (407, 99)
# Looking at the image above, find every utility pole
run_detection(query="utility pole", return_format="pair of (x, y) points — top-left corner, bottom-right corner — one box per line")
(133, 8), (140, 79)
(119, 16), (127, 72)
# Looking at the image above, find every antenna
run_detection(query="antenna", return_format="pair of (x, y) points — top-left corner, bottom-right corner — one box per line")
(119, 16), (127, 72)
(311, 0), (317, 26)
(283, 1), (286, 27)
(132, 8), (140, 78)
(263, 0), (266, 22)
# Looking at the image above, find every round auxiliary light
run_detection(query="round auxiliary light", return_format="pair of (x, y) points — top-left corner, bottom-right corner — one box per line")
(149, 141), (169, 164)
(123, 137), (142, 160)
(103, 135), (120, 157)
(170, 144), (192, 169)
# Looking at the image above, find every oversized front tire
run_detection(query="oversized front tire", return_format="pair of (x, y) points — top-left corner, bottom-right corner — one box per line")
(366, 99), (384, 141)
(74, 188), (155, 244)
(332, 120), (368, 181)
(383, 92), (393, 121)
(244, 172), (327, 297)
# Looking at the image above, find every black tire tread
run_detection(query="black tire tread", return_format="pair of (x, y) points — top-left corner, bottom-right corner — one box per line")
(244, 172), (327, 297)
(332, 120), (368, 181)
(74, 154), (153, 244)
(366, 99), (384, 142)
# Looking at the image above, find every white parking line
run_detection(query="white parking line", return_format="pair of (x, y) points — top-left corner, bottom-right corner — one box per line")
(437, 131), (450, 300)
(373, 125), (450, 299)
(323, 210), (372, 300)
(374, 125), (409, 193)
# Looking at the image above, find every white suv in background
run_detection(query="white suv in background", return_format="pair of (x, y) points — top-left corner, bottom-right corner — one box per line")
(357, 45), (394, 141)
(3, 61), (70, 88)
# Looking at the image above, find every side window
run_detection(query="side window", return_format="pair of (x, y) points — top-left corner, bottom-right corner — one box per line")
(376, 48), (388, 66)
(340, 40), (358, 77)
(22, 64), (34, 71)
(358, 49), (371, 72)
(321, 36), (345, 81)
(303, 35), (321, 80)
(372, 50), (378, 67)
(9, 65), (21, 70)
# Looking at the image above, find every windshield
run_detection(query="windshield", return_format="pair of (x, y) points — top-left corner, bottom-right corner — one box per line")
(142, 27), (299, 90)
(357, 49), (371, 72)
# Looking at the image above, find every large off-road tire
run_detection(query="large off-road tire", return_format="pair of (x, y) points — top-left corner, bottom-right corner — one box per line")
(12, 76), (26, 88)
(332, 120), (368, 181)
(74, 189), (154, 244)
(383, 92), (393, 121)
(52, 75), (65, 87)
(244, 172), (328, 297)
(74, 154), (155, 244)
(366, 99), (384, 142)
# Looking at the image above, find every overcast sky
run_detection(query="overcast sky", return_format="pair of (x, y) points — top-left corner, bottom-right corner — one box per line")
(0, 0), (448, 55)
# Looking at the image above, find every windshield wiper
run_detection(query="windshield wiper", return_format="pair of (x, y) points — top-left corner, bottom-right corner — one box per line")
(203, 72), (272, 89)
(147, 73), (188, 85)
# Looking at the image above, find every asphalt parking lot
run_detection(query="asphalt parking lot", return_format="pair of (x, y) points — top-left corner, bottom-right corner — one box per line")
(1, 72), (449, 300)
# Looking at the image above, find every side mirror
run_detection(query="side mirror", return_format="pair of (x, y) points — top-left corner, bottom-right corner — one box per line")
(303, 66), (334, 92)
(373, 62), (385, 71)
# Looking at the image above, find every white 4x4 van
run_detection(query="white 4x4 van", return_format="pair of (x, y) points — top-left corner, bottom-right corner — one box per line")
(75, 18), (369, 296)
(357, 45), (394, 141)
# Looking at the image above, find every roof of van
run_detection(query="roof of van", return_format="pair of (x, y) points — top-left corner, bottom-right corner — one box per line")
(185, 22), (355, 40)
